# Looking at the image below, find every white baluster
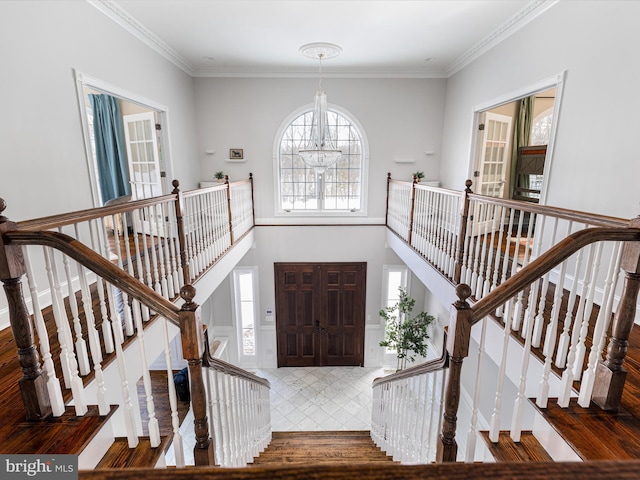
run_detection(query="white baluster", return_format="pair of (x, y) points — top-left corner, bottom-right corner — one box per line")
(75, 259), (109, 415)
(509, 211), (526, 331)
(531, 217), (556, 348)
(558, 244), (596, 407)
(129, 210), (151, 322)
(490, 298), (514, 442)
(43, 247), (87, 415)
(108, 214), (135, 336)
(475, 203), (492, 299)
(496, 208), (516, 318)
(511, 278), (542, 441)
(572, 243), (603, 382)
(58, 227), (90, 376)
(469, 202), (484, 295)
(151, 203), (170, 298)
(555, 229), (585, 368)
(579, 242), (623, 406)
(88, 220), (115, 354)
(432, 368), (447, 462)
(537, 254), (571, 408)
(466, 317), (488, 462)
(132, 292), (160, 447)
(23, 248), (65, 416)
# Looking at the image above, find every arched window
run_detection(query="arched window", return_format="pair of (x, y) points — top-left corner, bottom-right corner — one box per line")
(531, 108), (553, 145)
(276, 106), (367, 214)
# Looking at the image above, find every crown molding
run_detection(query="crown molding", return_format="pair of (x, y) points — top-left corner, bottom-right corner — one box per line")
(446, 0), (559, 76)
(191, 66), (448, 79)
(87, 0), (194, 75)
(92, 0), (557, 79)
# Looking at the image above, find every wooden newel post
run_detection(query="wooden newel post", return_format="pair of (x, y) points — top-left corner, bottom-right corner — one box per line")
(225, 175), (235, 245)
(453, 180), (473, 285)
(178, 284), (215, 466)
(249, 173), (255, 227)
(385, 173), (391, 226)
(593, 216), (640, 410)
(0, 198), (52, 421)
(172, 180), (191, 286)
(408, 175), (417, 245)
(437, 284), (473, 462)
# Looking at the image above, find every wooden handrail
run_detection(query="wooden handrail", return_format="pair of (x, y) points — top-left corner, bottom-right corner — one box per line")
(203, 355), (271, 389)
(372, 333), (448, 387)
(16, 194), (177, 231)
(4, 230), (180, 323)
(467, 192), (628, 228)
(202, 329), (270, 388)
(468, 227), (640, 323)
(181, 183), (227, 198)
(76, 459), (640, 480)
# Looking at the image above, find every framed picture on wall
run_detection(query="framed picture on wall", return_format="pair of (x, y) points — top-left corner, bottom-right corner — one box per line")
(229, 148), (244, 161)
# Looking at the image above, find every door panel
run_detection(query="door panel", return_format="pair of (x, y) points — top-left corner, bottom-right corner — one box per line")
(276, 264), (319, 366)
(275, 262), (366, 367)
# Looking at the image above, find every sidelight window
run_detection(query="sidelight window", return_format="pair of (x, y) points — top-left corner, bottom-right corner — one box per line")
(232, 267), (258, 363)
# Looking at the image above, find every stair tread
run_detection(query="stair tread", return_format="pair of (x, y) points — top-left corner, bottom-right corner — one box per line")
(252, 430), (396, 466)
(533, 398), (640, 460)
(95, 435), (171, 469)
(480, 431), (553, 462)
(0, 404), (117, 454)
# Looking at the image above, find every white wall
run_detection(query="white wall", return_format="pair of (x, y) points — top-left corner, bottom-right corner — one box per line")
(440, 0), (640, 219)
(0, 1), (199, 223)
(193, 77), (447, 220)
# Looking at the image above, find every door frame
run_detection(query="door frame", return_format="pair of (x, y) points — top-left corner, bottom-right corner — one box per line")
(468, 71), (567, 205)
(74, 69), (175, 207)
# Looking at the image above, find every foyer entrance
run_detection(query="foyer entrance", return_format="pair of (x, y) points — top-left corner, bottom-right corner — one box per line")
(274, 262), (366, 367)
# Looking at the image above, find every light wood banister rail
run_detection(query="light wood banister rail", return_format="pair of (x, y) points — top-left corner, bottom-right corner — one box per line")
(5, 230), (181, 323)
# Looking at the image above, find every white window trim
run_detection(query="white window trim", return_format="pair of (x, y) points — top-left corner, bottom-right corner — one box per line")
(272, 102), (370, 219)
(381, 265), (409, 362)
(231, 266), (260, 368)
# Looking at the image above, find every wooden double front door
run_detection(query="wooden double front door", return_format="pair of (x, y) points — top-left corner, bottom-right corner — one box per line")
(274, 262), (366, 367)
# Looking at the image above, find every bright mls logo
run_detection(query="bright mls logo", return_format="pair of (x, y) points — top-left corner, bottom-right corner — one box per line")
(2, 455), (77, 479)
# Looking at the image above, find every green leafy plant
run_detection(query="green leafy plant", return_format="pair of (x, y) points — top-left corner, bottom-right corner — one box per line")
(412, 171), (425, 182)
(379, 287), (434, 371)
(214, 171), (225, 180)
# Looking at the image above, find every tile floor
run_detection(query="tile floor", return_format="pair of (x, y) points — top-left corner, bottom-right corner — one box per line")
(166, 366), (386, 465)
(255, 367), (385, 431)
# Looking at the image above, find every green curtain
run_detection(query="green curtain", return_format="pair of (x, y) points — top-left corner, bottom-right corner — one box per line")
(89, 94), (131, 204)
(510, 95), (535, 197)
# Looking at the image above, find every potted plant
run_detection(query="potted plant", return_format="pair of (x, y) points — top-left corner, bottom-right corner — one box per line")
(379, 287), (434, 371)
(214, 171), (225, 183)
(412, 171), (425, 183)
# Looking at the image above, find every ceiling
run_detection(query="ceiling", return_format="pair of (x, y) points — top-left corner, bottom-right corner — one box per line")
(96, 0), (556, 77)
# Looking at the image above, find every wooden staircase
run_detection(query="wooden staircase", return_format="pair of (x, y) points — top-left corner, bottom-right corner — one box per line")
(251, 431), (395, 466)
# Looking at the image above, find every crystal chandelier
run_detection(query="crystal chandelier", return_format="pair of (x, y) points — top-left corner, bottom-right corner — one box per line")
(298, 43), (342, 173)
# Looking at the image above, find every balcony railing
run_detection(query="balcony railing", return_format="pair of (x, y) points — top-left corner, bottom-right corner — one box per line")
(0, 175), (268, 467)
(382, 174), (640, 462)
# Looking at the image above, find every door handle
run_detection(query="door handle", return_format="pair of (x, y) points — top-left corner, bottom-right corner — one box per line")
(314, 320), (326, 333)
